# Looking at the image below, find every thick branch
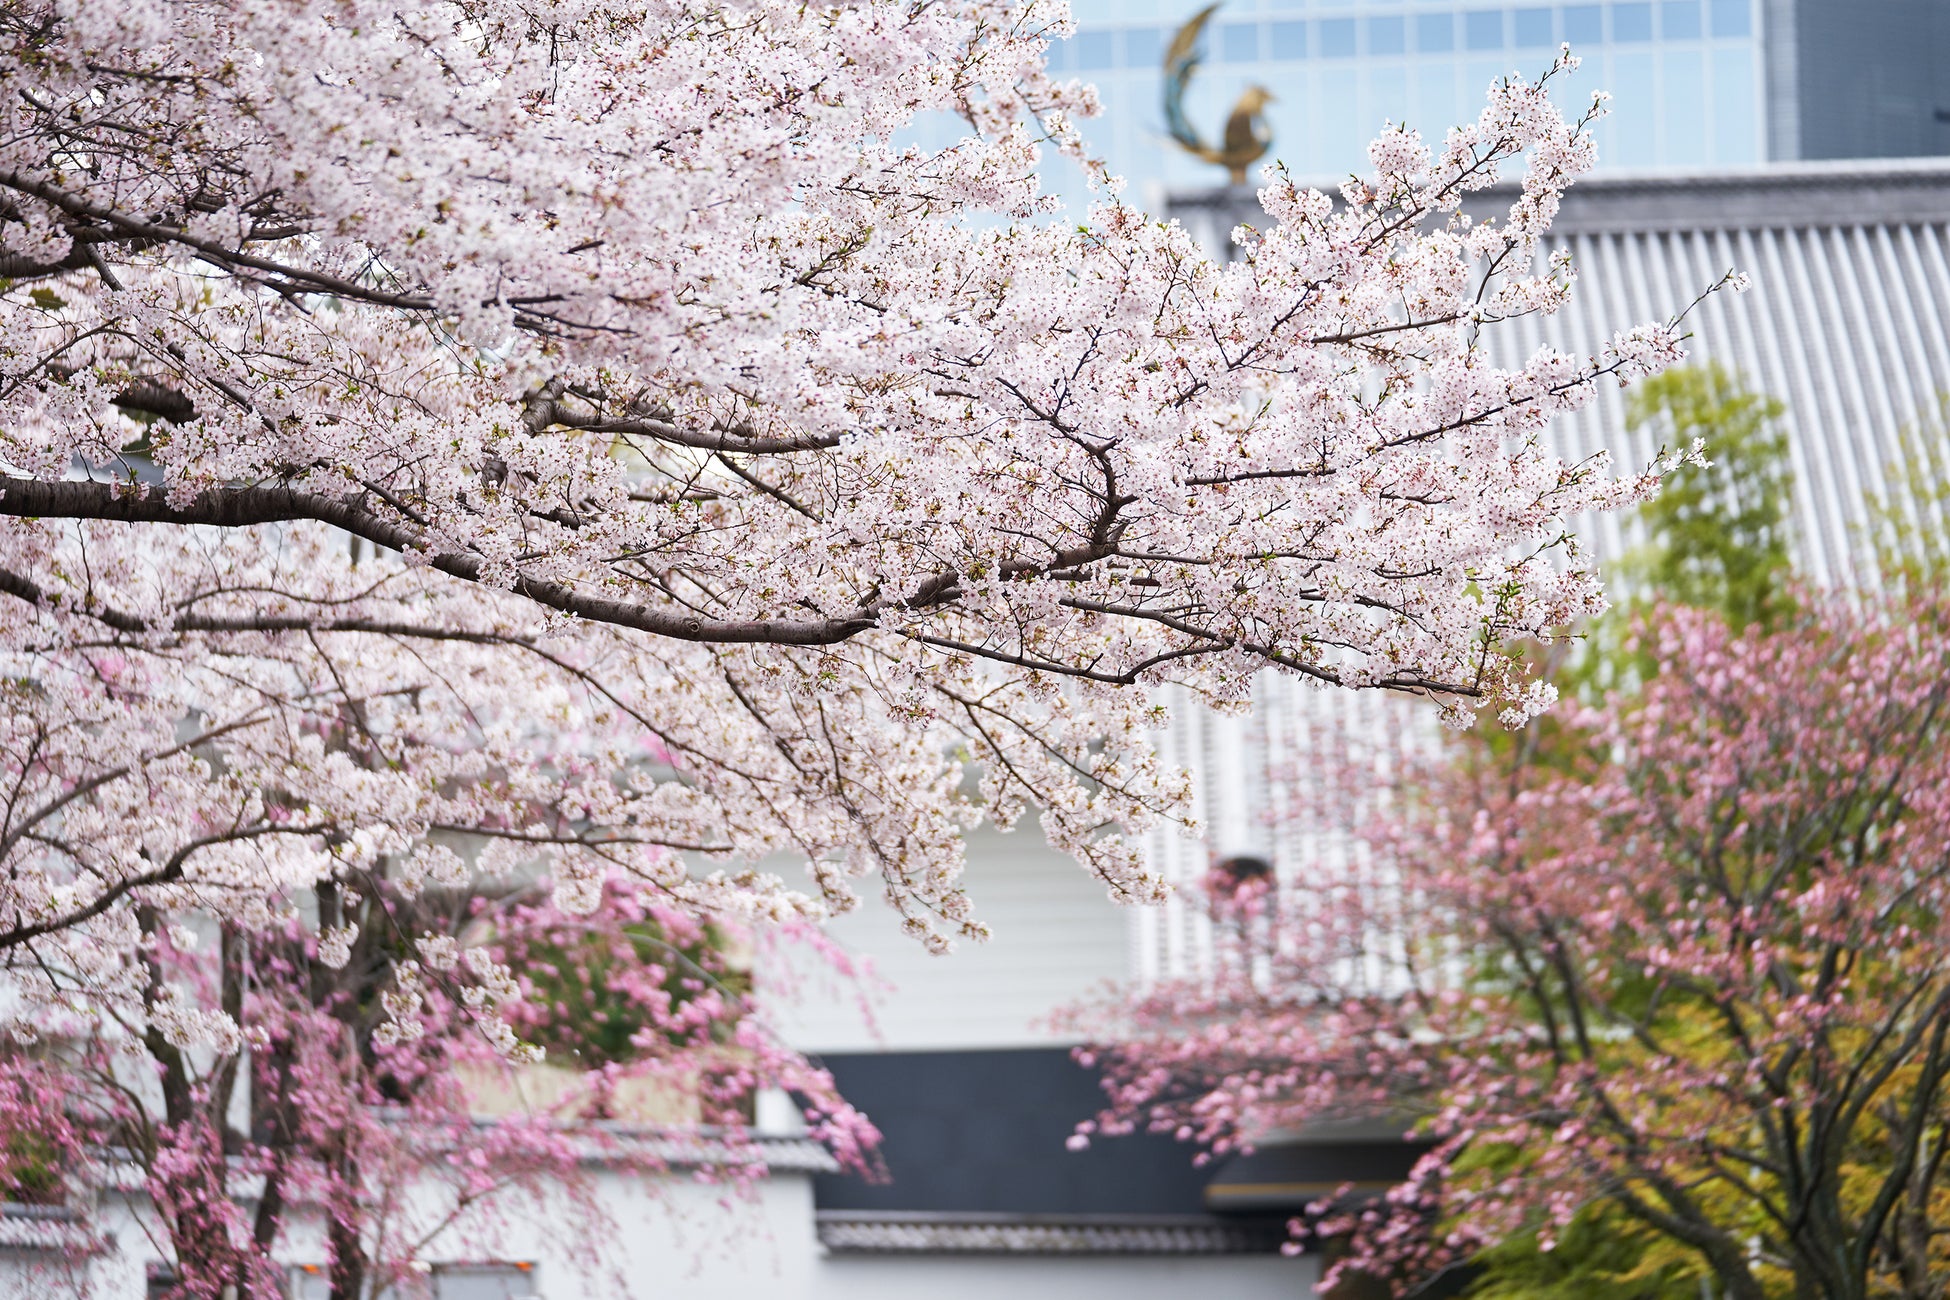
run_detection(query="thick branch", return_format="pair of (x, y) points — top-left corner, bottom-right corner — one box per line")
(0, 478), (874, 645)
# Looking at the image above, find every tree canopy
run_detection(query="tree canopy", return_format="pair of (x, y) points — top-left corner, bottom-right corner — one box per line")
(0, 1), (1712, 1039)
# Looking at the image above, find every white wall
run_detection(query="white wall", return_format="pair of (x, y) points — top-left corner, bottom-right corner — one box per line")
(771, 824), (1139, 1053)
(2, 1171), (1316, 1300)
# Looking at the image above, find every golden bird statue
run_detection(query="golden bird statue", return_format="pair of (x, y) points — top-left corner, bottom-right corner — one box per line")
(1163, 3), (1276, 185)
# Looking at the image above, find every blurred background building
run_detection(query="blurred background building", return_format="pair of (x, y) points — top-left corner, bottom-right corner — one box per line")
(1007, 0), (1950, 212)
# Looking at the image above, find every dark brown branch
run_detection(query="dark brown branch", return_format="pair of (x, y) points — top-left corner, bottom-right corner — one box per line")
(0, 478), (876, 646)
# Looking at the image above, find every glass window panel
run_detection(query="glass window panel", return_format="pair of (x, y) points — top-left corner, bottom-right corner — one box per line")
(1368, 15), (1406, 55)
(1709, 0), (1751, 37)
(1370, 65), (1411, 127)
(1415, 13), (1455, 52)
(1514, 8), (1554, 46)
(1127, 26), (1164, 69)
(1466, 57), (1508, 110)
(1661, 49), (1706, 163)
(1607, 49), (1657, 163)
(1712, 45), (1758, 159)
(1412, 61), (1461, 135)
(1319, 18), (1357, 57)
(1465, 10), (1506, 50)
(1074, 29), (1115, 69)
(1661, 0), (1701, 38)
(1319, 67), (1363, 171)
(1220, 22), (1260, 62)
(1562, 5), (1603, 44)
(1612, 3), (1653, 41)
(1271, 20), (1307, 59)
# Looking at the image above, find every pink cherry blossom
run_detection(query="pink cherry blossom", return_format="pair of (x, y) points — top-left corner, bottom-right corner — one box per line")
(12, 869), (876, 1297)
(1075, 596), (1950, 1300)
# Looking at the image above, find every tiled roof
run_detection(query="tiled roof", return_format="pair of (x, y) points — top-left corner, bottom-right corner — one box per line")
(815, 1211), (1288, 1256)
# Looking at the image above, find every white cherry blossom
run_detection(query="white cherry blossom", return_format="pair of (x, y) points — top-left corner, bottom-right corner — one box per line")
(0, 4), (1715, 1023)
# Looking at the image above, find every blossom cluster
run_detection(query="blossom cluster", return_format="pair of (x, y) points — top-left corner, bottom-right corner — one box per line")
(0, 3), (1706, 1033)
(8, 868), (878, 1295)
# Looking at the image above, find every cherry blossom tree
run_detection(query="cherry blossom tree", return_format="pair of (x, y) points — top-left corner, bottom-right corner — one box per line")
(1076, 596), (1950, 1300)
(0, 0), (1722, 1027)
(14, 868), (873, 1299)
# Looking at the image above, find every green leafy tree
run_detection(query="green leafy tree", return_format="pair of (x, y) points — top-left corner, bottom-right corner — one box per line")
(1864, 404), (1950, 585)
(1621, 361), (1796, 633)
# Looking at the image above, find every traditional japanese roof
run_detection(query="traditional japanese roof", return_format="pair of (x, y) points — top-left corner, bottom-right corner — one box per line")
(1140, 161), (1950, 987)
(815, 1210), (1288, 1256)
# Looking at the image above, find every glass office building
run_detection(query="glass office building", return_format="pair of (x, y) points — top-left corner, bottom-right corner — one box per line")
(919, 0), (1950, 211)
(1046, 0), (1763, 198)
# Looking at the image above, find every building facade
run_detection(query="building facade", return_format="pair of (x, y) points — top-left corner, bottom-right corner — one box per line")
(1007, 0), (1949, 215)
(775, 157), (1950, 1297)
(0, 1123), (1317, 1299)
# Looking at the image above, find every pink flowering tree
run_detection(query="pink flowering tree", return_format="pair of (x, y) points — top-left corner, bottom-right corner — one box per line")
(1076, 597), (1950, 1300)
(0, 1048), (84, 1207)
(0, 0), (1725, 1032)
(30, 868), (874, 1299)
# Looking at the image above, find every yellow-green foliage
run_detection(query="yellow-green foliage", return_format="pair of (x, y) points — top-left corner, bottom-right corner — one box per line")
(1865, 407), (1950, 585)
(1621, 362), (1796, 633)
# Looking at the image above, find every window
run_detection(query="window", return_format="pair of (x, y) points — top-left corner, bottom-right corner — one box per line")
(1612, 2), (1653, 41)
(1126, 26), (1163, 69)
(1219, 21), (1259, 63)
(1514, 7), (1554, 46)
(1465, 10), (1506, 51)
(1415, 12), (1455, 53)
(1073, 29), (1114, 69)
(1368, 15), (1406, 55)
(1661, 0), (1701, 38)
(1562, 5), (1604, 44)
(1319, 17), (1356, 57)
(1270, 20), (1307, 59)
(1709, 0), (1751, 37)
